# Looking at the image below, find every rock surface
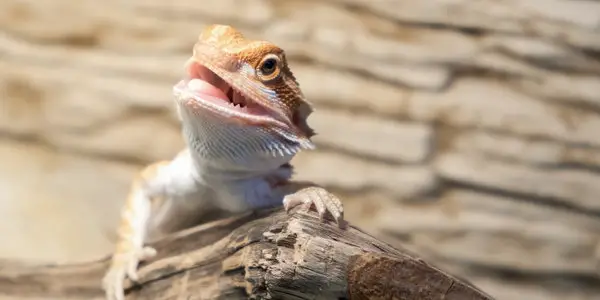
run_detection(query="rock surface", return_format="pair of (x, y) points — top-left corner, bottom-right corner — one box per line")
(1, 0), (599, 299)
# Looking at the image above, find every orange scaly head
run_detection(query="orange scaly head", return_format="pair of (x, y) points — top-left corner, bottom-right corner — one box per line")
(173, 25), (315, 170)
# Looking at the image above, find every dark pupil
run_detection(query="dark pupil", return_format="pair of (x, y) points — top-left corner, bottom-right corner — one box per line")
(262, 59), (276, 74)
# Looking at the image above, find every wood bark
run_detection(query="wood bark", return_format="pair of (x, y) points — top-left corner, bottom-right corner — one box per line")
(0, 208), (494, 300)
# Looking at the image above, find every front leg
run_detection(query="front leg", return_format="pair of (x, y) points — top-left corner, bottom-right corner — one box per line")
(276, 181), (345, 228)
(102, 161), (170, 300)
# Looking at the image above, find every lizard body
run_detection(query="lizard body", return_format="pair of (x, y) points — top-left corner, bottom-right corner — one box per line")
(102, 24), (344, 300)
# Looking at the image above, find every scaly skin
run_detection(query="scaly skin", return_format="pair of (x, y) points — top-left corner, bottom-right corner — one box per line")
(102, 24), (345, 300)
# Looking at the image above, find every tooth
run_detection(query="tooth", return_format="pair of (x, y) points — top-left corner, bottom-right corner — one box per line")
(187, 79), (207, 91)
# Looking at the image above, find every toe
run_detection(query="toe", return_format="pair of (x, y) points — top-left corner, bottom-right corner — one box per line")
(284, 187), (346, 228)
(126, 261), (139, 282)
(283, 194), (305, 212)
(311, 189), (328, 220)
(103, 268), (125, 300)
(141, 247), (157, 260)
(323, 193), (344, 225)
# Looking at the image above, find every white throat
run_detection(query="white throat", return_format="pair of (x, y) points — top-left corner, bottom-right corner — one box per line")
(179, 104), (299, 182)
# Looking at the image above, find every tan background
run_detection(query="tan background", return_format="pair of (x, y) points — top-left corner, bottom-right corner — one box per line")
(1, 0), (600, 299)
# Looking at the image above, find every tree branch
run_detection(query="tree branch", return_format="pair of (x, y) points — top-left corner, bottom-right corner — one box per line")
(0, 208), (494, 299)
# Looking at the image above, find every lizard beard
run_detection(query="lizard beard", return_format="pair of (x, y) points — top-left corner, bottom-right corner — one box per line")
(179, 103), (301, 175)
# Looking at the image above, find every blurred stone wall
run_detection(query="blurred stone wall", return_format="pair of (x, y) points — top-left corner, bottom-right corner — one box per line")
(1, 0), (600, 299)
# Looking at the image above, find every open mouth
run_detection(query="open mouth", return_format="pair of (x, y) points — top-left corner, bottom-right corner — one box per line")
(173, 60), (279, 124)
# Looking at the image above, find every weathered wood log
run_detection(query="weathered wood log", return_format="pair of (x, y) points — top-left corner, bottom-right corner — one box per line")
(0, 208), (494, 300)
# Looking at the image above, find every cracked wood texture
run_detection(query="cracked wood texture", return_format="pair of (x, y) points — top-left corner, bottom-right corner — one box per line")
(1, 1), (600, 300)
(0, 209), (493, 300)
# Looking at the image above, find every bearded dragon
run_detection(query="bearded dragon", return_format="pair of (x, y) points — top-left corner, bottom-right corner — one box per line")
(102, 24), (345, 300)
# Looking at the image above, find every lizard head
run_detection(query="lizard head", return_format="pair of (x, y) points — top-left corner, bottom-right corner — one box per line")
(173, 25), (315, 169)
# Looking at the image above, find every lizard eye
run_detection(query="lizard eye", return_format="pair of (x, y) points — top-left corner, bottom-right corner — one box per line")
(257, 54), (281, 82)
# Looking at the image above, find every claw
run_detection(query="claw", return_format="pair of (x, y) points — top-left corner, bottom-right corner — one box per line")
(103, 246), (157, 300)
(283, 186), (345, 228)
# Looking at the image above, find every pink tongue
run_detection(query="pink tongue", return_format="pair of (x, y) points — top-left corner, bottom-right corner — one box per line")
(188, 79), (228, 100)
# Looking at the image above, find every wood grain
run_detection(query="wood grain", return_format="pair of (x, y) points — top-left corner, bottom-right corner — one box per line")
(0, 208), (493, 300)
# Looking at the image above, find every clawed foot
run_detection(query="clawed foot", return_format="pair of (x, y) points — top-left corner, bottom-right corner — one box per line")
(102, 246), (157, 300)
(283, 186), (346, 228)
